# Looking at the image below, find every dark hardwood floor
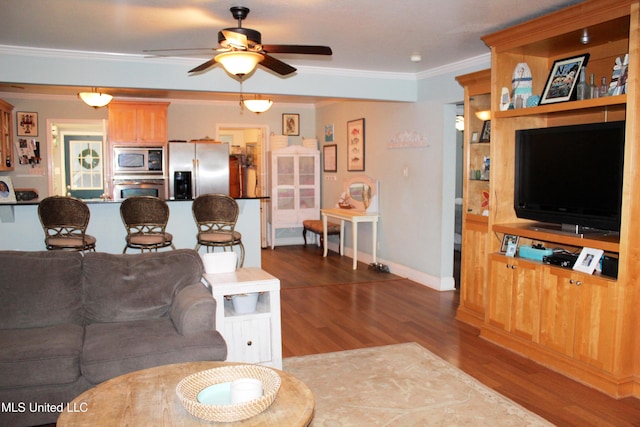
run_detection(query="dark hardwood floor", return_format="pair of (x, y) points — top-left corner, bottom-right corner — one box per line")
(262, 245), (640, 426)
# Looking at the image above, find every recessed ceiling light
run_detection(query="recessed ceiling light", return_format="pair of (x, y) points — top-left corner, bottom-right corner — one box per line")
(410, 54), (422, 63)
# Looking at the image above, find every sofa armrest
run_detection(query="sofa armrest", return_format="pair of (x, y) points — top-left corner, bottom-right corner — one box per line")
(170, 284), (216, 335)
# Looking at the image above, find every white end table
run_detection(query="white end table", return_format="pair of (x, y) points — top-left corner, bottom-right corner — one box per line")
(203, 268), (282, 370)
(321, 208), (380, 270)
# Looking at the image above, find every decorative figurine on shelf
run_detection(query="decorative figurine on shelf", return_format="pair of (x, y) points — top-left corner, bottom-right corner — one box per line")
(512, 63), (533, 108)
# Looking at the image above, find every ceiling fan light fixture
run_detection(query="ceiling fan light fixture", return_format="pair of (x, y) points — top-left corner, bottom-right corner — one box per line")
(243, 96), (273, 114)
(78, 89), (113, 108)
(215, 51), (264, 77)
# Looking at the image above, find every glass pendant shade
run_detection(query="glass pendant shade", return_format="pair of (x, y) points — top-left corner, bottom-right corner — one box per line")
(243, 98), (273, 113)
(78, 91), (113, 108)
(215, 51), (264, 76)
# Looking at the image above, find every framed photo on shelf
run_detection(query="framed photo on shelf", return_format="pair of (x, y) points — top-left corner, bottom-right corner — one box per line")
(471, 131), (479, 143)
(282, 113), (300, 136)
(573, 247), (604, 274)
(500, 234), (519, 257)
(16, 111), (38, 137)
(323, 144), (337, 172)
(539, 53), (590, 105)
(479, 120), (491, 142)
(347, 118), (365, 171)
(0, 176), (17, 204)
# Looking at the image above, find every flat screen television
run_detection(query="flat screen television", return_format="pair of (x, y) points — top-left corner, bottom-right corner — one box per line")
(514, 121), (625, 234)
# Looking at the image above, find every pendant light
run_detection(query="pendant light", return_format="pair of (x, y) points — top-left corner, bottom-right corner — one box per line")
(78, 88), (113, 108)
(243, 95), (273, 114)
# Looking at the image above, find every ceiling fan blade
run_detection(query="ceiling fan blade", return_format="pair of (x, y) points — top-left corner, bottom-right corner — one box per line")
(262, 45), (332, 55)
(188, 58), (218, 74)
(260, 54), (297, 75)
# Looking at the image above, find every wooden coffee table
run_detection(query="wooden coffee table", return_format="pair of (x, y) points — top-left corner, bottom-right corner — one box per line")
(57, 361), (315, 426)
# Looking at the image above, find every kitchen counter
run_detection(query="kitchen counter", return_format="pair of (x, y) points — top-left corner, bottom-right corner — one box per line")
(0, 198), (264, 267)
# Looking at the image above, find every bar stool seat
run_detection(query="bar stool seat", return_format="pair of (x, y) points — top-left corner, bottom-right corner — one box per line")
(38, 196), (96, 252)
(192, 194), (245, 267)
(120, 196), (175, 253)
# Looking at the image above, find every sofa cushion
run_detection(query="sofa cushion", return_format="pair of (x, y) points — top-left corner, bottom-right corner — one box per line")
(0, 250), (83, 329)
(83, 249), (204, 323)
(82, 318), (227, 384)
(0, 324), (83, 388)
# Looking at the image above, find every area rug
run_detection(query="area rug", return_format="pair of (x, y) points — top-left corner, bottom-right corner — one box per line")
(283, 342), (552, 426)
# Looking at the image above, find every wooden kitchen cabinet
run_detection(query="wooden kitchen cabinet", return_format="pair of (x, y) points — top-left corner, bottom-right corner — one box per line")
(0, 98), (14, 171)
(108, 101), (169, 145)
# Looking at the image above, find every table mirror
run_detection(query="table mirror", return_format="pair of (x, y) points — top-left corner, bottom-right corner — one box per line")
(343, 175), (379, 213)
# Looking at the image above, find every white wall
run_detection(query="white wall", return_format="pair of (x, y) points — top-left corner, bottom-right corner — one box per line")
(315, 61), (489, 290)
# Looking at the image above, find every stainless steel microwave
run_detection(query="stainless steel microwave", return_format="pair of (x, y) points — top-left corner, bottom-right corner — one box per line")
(113, 146), (164, 175)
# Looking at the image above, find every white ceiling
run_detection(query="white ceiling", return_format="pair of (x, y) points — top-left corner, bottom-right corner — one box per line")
(0, 0), (583, 100)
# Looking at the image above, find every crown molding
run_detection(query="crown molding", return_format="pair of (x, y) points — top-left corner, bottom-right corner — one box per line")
(0, 45), (489, 82)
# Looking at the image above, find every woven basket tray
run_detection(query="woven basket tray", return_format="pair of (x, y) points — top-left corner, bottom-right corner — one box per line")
(176, 364), (281, 422)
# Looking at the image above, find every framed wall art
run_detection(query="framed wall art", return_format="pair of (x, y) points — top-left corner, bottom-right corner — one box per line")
(282, 113), (299, 136)
(347, 118), (365, 171)
(17, 111), (38, 137)
(323, 144), (337, 172)
(324, 123), (334, 142)
(539, 53), (590, 105)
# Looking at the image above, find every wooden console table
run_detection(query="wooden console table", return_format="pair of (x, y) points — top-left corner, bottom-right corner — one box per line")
(321, 208), (379, 269)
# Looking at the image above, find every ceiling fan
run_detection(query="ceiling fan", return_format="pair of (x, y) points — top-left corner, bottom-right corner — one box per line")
(144, 6), (332, 78)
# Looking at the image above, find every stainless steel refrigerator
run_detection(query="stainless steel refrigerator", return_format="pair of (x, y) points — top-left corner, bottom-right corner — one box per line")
(168, 141), (229, 199)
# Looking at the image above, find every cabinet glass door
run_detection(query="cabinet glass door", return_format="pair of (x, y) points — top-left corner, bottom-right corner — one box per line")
(298, 155), (316, 210)
(276, 156), (295, 210)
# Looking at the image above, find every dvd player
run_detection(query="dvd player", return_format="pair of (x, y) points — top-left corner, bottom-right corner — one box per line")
(542, 253), (579, 268)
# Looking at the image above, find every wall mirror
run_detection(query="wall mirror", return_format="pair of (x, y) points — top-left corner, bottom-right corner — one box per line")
(343, 174), (379, 212)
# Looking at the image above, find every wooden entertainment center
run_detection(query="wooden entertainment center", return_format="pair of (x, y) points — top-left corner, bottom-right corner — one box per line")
(456, 0), (640, 398)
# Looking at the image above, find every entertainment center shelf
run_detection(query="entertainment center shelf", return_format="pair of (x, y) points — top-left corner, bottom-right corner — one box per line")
(494, 94), (626, 118)
(456, 0), (640, 399)
(493, 223), (620, 253)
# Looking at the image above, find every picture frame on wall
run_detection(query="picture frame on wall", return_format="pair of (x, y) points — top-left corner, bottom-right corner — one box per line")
(573, 247), (604, 274)
(323, 144), (337, 172)
(16, 111), (38, 137)
(324, 124), (334, 142)
(347, 118), (365, 171)
(539, 53), (590, 105)
(282, 114), (300, 136)
(0, 176), (17, 204)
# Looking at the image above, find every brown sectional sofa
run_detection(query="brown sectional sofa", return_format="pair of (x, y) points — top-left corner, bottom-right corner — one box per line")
(0, 249), (227, 427)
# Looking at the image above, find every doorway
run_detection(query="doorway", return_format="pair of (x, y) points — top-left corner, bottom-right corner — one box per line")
(216, 124), (270, 248)
(47, 119), (107, 198)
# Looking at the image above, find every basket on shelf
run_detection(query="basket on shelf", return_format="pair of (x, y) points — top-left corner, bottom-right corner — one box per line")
(176, 364), (281, 422)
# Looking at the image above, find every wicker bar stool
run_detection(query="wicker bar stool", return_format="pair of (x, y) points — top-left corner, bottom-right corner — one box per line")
(120, 196), (175, 253)
(192, 194), (245, 267)
(38, 196), (96, 252)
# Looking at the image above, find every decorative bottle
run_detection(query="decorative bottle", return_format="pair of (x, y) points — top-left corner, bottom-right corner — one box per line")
(590, 73), (599, 98)
(598, 76), (608, 97)
(576, 68), (588, 100)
